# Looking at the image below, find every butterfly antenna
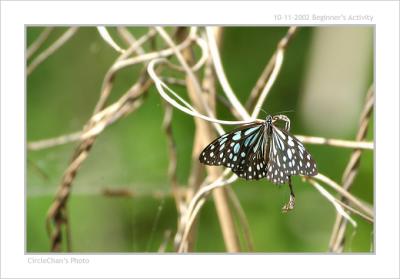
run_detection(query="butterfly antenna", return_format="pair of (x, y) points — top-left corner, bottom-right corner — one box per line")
(274, 109), (295, 115)
(256, 107), (269, 117)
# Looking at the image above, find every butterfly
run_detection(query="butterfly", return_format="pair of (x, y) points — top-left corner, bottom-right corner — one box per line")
(199, 114), (318, 212)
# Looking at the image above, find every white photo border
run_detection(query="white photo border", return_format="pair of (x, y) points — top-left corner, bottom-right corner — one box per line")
(1, 1), (399, 278)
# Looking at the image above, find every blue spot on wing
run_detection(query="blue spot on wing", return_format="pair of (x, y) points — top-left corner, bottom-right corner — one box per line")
(244, 134), (255, 147)
(232, 131), (241, 141)
(244, 126), (260, 136)
(233, 143), (240, 154)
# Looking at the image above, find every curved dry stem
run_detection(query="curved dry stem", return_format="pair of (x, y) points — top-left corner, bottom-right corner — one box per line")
(177, 173), (238, 252)
(94, 28), (157, 113)
(169, 27), (242, 252)
(28, 131), (82, 150)
(206, 27), (250, 120)
(155, 27), (228, 136)
(335, 199), (373, 223)
(112, 27), (197, 74)
(309, 174), (373, 219)
(27, 27), (54, 59)
(27, 129), (374, 153)
(226, 187), (254, 251)
(162, 101), (181, 209)
(246, 27), (298, 111)
(295, 135), (373, 150)
(157, 36), (209, 73)
(250, 26), (297, 118)
(307, 179), (357, 227)
(46, 67), (153, 251)
(117, 27), (142, 51)
(251, 50), (284, 118)
(329, 85), (374, 252)
(27, 27), (78, 75)
(148, 59), (253, 128)
(97, 26), (125, 54)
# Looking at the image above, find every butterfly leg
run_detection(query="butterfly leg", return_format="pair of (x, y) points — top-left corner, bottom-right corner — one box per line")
(282, 176), (296, 213)
(272, 114), (291, 132)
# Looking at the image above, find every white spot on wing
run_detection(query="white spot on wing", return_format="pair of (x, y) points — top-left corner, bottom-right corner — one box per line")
(244, 126), (259, 135)
(275, 128), (286, 140)
(287, 136), (294, 147)
(287, 149), (292, 159)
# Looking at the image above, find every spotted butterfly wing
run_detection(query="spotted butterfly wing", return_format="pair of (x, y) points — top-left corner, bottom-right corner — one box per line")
(200, 115), (318, 185)
(265, 124), (318, 184)
(199, 122), (269, 180)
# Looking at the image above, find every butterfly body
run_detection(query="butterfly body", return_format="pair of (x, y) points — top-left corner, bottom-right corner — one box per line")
(199, 115), (318, 185)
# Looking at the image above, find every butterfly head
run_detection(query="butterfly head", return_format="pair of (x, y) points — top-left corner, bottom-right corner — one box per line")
(266, 115), (273, 125)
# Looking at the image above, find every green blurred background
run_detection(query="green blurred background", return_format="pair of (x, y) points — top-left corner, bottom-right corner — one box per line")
(27, 27), (374, 252)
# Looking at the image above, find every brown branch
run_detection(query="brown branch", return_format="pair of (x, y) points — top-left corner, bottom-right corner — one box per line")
(171, 27), (212, 252)
(64, 206), (72, 252)
(117, 27), (137, 46)
(176, 172), (237, 252)
(190, 27), (240, 252)
(329, 85), (374, 252)
(179, 39), (215, 251)
(167, 26), (241, 252)
(102, 188), (171, 200)
(93, 28), (157, 114)
(27, 27), (79, 75)
(295, 135), (373, 150)
(246, 26), (298, 111)
(102, 188), (136, 197)
(27, 129), (373, 152)
(306, 175), (373, 223)
(41, 29), (194, 252)
(160, 76), (187, 86)
(204, 28), (242, 120)
(334, 198), (373, 224)
(27, 27), (54, 59)
(309, 174), (373, 218)
(28, 131), (82, 151)
(46, 71), (153, 251)
(226, 187), (254, 251)
(162, 101), (183, 210)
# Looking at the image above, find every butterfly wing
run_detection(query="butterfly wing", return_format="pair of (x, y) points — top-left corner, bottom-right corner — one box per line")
(230, 127), (269, 180)
(232, 149), (269, 180)
(266, 125), (318, 184)
(199, 122), (268, 180)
